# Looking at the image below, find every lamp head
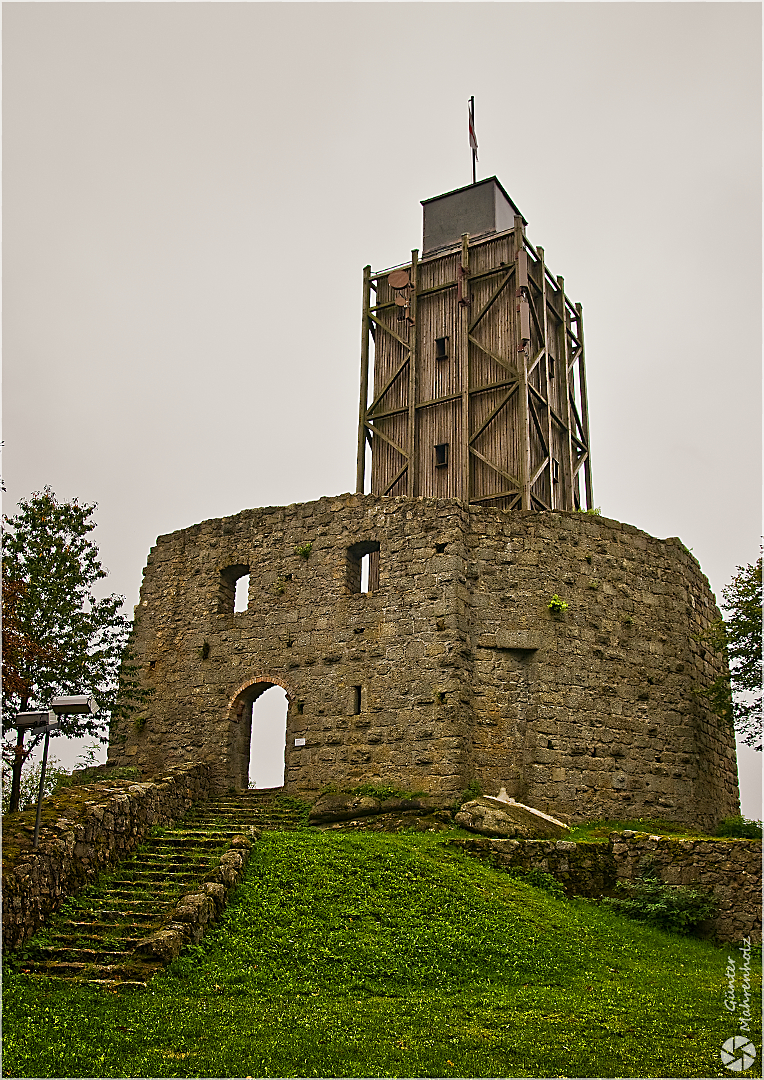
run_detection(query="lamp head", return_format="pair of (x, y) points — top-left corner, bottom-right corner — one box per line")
(49, 694), (99, 716)
(14, 711), (50, 730)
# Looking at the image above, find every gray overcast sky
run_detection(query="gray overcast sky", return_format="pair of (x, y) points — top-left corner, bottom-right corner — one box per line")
(3, 2), (761, 810)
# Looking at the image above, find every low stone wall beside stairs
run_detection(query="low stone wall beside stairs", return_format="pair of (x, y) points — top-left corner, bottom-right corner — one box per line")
(3, 763), (213, 950)
(9, 790), (306, 987)
(452, 832), (761, 943)
(134, 831), (255, 965)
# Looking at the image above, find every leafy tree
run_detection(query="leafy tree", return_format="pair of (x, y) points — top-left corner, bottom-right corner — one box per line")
(0, 753), (70, 815)
(699, 556), (762, 752)
(2, 488), (147, 811)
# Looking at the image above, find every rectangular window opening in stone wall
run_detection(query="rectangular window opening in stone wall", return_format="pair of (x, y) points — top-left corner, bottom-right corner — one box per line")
(218, 564), (250, 614)
(347, 541), (380, 594)
(350, 686), (362, 715)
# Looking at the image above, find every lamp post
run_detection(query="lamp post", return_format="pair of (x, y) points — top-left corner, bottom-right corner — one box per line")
(13, 694), (99, 849)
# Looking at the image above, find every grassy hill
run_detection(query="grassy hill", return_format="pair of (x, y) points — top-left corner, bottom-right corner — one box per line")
(4, 828), (760, 1078)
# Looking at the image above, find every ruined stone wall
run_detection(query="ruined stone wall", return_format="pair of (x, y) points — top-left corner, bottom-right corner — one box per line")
(108, 494), (738, 829)
(453, 833), (761, 943)
(464, 507), (739, 827)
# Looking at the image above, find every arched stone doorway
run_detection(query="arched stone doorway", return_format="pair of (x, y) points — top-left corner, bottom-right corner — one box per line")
(228, 677), (292, 791)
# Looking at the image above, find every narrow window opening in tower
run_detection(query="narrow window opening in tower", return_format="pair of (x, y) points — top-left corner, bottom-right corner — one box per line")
(552, 459), (560, 484)
(351, 686), (362, 715)
(435, 337), (449, 359)
(219, 563), (250, 614)
(234, 573), (250, 612)
(549, 355), (555, 379)
(435, 443), (449, 468)
(360, 554), (370, 593)
(248, 685), (287, 790)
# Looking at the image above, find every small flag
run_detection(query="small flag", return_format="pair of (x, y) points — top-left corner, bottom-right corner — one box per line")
(468, 98), (478, 160)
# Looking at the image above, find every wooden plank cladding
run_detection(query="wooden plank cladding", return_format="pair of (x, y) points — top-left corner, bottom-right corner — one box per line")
(358, 207), (594, 513)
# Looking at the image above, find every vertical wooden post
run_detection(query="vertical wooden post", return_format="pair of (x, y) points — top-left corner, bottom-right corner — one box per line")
(407, 250), (419, 497)
(515, 216), (531, 510)
(575, 302), (594, 510)
(459, 233), (470, 504)
(537, 246), (554, 510)
(557, 275), (576, 509)
(356, 265), (372, 494)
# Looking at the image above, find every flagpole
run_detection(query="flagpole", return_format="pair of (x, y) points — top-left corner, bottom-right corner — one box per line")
(470, 96), (476, 184)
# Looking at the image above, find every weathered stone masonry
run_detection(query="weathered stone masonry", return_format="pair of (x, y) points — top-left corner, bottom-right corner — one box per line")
(454, 833), (761, 944)
(108, 493), (739, 830)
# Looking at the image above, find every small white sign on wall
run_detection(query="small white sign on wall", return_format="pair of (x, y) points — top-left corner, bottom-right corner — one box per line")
(294, 738), (306, 747)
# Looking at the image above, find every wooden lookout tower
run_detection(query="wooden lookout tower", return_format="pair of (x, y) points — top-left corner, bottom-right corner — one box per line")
(356, 177), (593, 512)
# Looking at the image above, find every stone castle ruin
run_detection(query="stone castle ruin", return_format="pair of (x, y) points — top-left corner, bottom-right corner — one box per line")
(108, 179), (739, 831)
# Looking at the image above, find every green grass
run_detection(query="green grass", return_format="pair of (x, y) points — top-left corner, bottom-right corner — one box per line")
(4, 829), (761, 1078)
(568, 817), (720, 841)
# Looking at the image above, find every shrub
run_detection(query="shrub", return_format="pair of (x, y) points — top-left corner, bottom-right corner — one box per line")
(294, 543), (313, 560)
(604, 876), (717, 935)
(319, 784), (428, 804)
(452, 779), (483, 813)
(503, 867), (567, 901)
(548, 594), (568, 615)
(715, 815), (762, 839)
(349, 783), (426, 802)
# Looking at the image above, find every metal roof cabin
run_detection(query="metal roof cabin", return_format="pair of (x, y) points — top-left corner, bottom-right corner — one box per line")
(356, 178), (593, 513)
(422, 177), (526, 255)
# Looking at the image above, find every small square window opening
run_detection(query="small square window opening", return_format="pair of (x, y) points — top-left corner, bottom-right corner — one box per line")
(435, 443), (449, 468)
(347, 541), (380, 594)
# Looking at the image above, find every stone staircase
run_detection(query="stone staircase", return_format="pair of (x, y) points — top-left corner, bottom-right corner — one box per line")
(11, 789), (307, 987)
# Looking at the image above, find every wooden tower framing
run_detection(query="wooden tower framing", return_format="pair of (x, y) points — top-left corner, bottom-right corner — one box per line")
(356, 178), (593, 511)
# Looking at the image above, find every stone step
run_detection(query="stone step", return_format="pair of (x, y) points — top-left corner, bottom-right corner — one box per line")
(95, 884), (182, 895)
(196, 808), (280, 813)
(55, 918), (161, 933)
(128, 854), (219, 865)
(168, 825), (254, 833)
(48, 933), (145, 950)
(107, 871), (204, 884)
(90, 896), (177, 907)
(24, 973), (153, 990)
(115, 866), (212, 877)
(101, 876), (195, 885)
(69, 905), (175, 921)
(142, 841), (227, 852)
(27, 946), (135, 964)
(18, 959), (161, 980)
(114, 858), (215, 868)
(128, 867), (217, 877)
